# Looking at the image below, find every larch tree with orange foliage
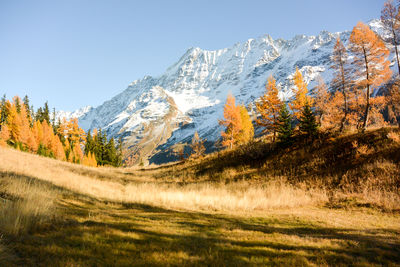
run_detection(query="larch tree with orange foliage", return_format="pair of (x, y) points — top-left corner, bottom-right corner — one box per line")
(19, 100), (37, 152)
(289, 67), (312, 119)
(6, 100), (22, 146)
(219, 93), (242, 149)
(349, 22), (392, 130)
(58, 118), (85, 162)
(0, 95), (100, 166)
(0, 124), (10, 146)
(256, 76), (282, 142)
(82, 152), (97, 167)
(70, 118), (86, 144)
(381, 0), (400, 75)
(388, 80), (400, 127)
(313, 77), (331, 128)
(238, 105), (254, 145)
(331, 37), (353, 132)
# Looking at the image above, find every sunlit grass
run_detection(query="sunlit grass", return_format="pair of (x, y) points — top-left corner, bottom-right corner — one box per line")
(0, 147), (328, 213)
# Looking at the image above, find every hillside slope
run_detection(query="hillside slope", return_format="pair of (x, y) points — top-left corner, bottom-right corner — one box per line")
(0, 128), (400, 265)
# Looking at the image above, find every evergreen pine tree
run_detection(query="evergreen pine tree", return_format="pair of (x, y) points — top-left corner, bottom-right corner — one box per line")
(104, 137), (117, 166)
(36, 107), (43, 122)
(94, 129), (106, 165)
(14, 97), (21, 113)
(23, 95), (32, 122)
(43, 101), (50, 123)
(276, 104), (293, 147)
(0, 94), (7, 126)
(84, 130), (94, 155)
(299, 103), (319, 141)
(52, 107), (57, 133)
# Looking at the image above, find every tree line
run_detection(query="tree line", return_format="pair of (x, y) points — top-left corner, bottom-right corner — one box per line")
(0, 96), (122, 167)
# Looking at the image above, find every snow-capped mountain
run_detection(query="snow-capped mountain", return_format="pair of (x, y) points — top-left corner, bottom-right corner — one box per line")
(72, 19), (393, 164)
(56, 106), (92, 122)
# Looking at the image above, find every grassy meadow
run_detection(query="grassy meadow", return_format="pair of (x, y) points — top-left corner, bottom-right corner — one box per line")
(0, 128), (400, 266)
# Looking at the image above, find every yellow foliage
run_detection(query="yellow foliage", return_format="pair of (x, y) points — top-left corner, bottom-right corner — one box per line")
(238, 105), (254, 145)
(219, 94), (242, 149)
(0, 95), (91, 166)
(349, 22), (392, 129)
(0, 125), (10, 147)
(289, 67), (312, 119)
(256, 76), (282, 141)
(82, 152), (97, 167)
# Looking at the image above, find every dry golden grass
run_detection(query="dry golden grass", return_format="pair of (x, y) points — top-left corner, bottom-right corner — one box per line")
(0, 174), (57, 235)
(0, 147), (328, 213)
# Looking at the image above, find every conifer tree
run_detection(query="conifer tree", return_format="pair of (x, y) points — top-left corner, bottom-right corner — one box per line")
(41, 120), (54, 151)
(43, 101), (50, 123)
(219, 93), (242, 149)
(18, 100), (36, 151)
(52, 107), (57, 133)
(289, 67), (312, 119)
(35, 107), (43, 122)
(7, 100), (21, 145)
(95, 129), (106, 165)
(331, 37), (353, 132)
(22, 95), (32, 123)
(276, 104), (293, 147)
(14, 97), (21, 113)
(190, 131), (206, 159)
(388, 80), (400, 127)
(0, 124), (10, 147)
(35, 102), (51, 123)
(82, 152), (97, 167)
(381, 0), (400, 75)
(349, 22), (392, 130)
(256, 76), (282, 142)
(72, 142), (83, 163)
(84, 130), (95, 155)
(299, 103), (319, 141)
(104, 137), (117, 166)
(314, 77), (331, 128)
(68, 118), (85, 145)
(238, 105), (254, 144)
(0, 94), (7, 126)
(52, 134), (66, 160)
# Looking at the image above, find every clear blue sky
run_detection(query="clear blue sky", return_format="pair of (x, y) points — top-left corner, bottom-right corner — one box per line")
(0, 0), (385, 111)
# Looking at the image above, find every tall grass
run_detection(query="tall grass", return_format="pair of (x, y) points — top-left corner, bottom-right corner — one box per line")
(123, 179), (328, 211)
(0, 147), (327, 213)
(0, 175), (56, 235)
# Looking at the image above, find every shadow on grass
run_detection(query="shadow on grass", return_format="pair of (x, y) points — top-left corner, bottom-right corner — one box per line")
(11, 204), (400, 266)
(1, 171), (400, 266)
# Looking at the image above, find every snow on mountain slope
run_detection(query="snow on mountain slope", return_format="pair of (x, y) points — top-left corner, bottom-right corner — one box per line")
(56, 106), (92, 122)
(73, 19), (392, 164)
